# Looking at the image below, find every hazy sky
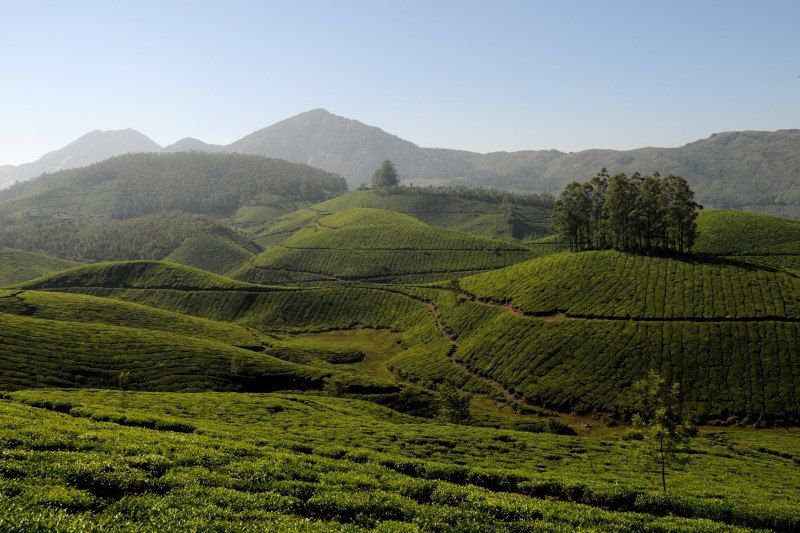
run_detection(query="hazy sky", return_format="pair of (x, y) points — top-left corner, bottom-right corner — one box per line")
(1, 0), (798, 164)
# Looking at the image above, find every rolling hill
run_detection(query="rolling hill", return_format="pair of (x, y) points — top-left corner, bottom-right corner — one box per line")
(234, 208), (541, 284)
(0, 152), (347, 218)
(694, 210), (800, 272)
(0, 247), (77, 287)
(263, 188), (556, 243)
(20, 260), (260, 291)
(0, 212), (258, 269)
(431, 249), (800, 422)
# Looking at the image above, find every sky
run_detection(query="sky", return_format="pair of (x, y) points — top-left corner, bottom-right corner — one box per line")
(1, 0), (798, 164)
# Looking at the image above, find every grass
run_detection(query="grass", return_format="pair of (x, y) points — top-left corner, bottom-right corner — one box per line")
(0, 389), (798, 531)
(0, 247), (77, 287)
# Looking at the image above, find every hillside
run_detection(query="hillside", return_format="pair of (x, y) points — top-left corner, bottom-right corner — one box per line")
(695, 210), (800, 272)
(0, 248), (77, 287)
(20, 260), (260, 291)
(0, 152), (347, 219)
(234, 208), (540, 284)
(0, 129), (161, 188)
(0, 212), (258, 269)
(0, 289), (259, 348)
(1, 389), (798, 531)
(426, 250), (800, 421)
(0, 310), (327, 392)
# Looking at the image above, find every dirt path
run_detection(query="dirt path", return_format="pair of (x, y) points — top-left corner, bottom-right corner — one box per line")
(404, 293), (551, 414)
(429, 286), (800, 324)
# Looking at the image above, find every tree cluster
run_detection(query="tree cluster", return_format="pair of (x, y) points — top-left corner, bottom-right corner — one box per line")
(554, 169), (701, 254)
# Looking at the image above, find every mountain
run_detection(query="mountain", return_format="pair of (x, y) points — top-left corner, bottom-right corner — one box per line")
(3, 110), (799, 210)
(0, 129), (162, 188)
(220, 110), (800, 209)
(162, 137), (224, 153)
(225, 108), (480, 186)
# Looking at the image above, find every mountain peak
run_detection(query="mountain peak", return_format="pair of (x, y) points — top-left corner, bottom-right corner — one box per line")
(298, 108), (333, 118)
(0, 129), (162, 187)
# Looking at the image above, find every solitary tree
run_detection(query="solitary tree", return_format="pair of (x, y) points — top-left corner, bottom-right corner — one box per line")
(372, 160), (400, 189)
(438, 380), (472, 423)
(631, 370), (696, 493)
(118, 371), (130, 409)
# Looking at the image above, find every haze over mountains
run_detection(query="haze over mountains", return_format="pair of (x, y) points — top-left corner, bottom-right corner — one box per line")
(2, 108), (799, 209)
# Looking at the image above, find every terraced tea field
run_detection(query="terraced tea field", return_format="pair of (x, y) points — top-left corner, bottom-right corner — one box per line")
(0, 390), (798, 531)
(0, 247), (77, 287)
(3, 186), (800, 530)
(250, 190), (555, 245)
(234, 208), (541, 284)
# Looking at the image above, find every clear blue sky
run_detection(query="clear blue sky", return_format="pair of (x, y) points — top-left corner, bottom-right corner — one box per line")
(1, 0), (798, 164)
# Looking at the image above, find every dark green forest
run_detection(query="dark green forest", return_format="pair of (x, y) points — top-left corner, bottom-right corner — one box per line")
(0, 152), (347, 218)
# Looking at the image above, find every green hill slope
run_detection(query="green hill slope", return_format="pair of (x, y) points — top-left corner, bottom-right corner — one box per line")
(0, 311), (327, 392)
(234, 208), (539, 284)
(1, 389), (798, 531)
(0, 152), (347, 221)
(0, 289), (259, 348)
(21, 260), (259, 291)
(253, 189), (555, 245)
(695, 210), (800, 271)
(0, 212), (259, 267)
(165, 232), (256, 274)
(0, 248), (77, 287)
(459, 250), (800, 319)
(417, 250), (800, 421)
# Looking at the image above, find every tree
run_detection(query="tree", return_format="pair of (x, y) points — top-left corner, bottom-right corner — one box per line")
(118, 371), (130, 408)
(438, 380), (472, 423)
(372, 160), (400, 189)
(631, 370), (696, 493)
(553, 182), (588, 251)
(324, 377), (347, 397)
(604, 173), (636, 250)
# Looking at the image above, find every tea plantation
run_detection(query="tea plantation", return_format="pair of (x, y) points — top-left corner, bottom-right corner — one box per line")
(0, 390), (798, 531)
(3, 183), (800, 530)
(0, 247), (77, 287)
(304, 189), (555, 241)
(235, 208), (540, 284)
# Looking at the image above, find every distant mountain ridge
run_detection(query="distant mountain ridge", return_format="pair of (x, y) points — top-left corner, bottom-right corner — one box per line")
(0, 129), (161, 186)
(2, 109), (799, 208)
